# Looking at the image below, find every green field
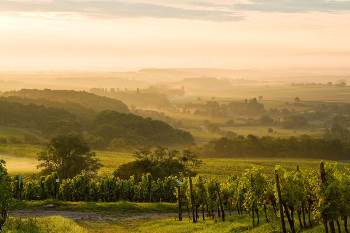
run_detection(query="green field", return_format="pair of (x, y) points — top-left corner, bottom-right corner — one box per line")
(2, 143), (348, 233)
(3, 216), (87, 233)
(7, 201), (328, 233)
(1, 143), (344, 178)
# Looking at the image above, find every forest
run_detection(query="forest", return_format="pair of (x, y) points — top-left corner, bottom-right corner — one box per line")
(0, 90), (193, 148)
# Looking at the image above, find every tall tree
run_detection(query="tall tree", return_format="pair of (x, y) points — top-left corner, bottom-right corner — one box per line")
(0, 160), (11, 231)
(38, 134), (101, 179)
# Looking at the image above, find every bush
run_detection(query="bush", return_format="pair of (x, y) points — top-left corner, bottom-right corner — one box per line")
(2, 216), (87, 233)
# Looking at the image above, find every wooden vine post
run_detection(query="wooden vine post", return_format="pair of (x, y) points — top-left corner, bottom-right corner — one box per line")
(320, 161), (330, 233)
(275, 170), (287, 233)
(176, 179), (183, 221)
(189, 176), (196, 223)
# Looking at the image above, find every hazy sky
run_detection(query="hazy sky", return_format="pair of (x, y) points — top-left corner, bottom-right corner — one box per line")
(1, 0), (350, 70)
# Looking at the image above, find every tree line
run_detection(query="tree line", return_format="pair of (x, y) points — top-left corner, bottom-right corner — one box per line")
(203, 135), (349, 159)
(0, 97), (194, 148)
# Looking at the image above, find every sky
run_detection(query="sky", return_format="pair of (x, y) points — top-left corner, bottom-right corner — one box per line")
(0, 0), (350, 70)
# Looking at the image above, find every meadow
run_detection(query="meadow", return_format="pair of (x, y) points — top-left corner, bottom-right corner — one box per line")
(0, 143), (340, 179)
(0, 118), (348, 233)
(6, 202), (330, 233)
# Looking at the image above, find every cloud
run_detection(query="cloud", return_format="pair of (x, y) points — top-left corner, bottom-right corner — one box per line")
(234, 0), (350, 13)
(0, 0), (243, 21)
(2, 0), (349, 21)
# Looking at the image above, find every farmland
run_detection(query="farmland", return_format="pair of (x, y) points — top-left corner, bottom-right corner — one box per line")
(1, 81), (350, 233)
(2, 142), (350, 233)
(0, 143), (341, 178)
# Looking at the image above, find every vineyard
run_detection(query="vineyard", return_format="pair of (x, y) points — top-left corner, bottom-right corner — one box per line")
(2, 160), (350, 233)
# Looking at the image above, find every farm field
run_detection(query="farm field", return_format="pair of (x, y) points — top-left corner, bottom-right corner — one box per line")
(3, 144), (344, 232)
(1, 143), (346, 178)
(2, 144), (349, 233)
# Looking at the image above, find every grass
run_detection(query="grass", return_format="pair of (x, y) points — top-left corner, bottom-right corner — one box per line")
(0, 126), (43, 140)
(137, 215), (252, 233)
(12, 200), (177, 214)
(97, 151), (134, 175)
(0, 144), (41, 158)
(1, 144), (349, 178)
(0, 144), (41, 175)
(0, 145), (135, 175)
(196, 157), (337, 179)
(76, 215), (255, 233)
(2, 216), (87, 233)
(7, 201), (329, 233)
(77, 214), (326, 233)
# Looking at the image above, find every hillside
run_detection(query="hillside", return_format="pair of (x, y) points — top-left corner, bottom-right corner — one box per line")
(0, 98), (193, 148)
(0, 99), (79, 137)
(2, 89), (129, 114)
(92, 110), (194, 147)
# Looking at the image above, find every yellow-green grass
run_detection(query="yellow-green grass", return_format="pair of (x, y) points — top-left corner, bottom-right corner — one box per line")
(0, 144), (41, 158)
(2, 145), (349, 180)
(0, 154), (38, 175)
(0, 145), (134, 175)
(77, 214), (326, 233)
(0, 126), (43, 139)
(196, 158), (341, 179)
(0, 144), (42, 175)
(3, 216), (87, 233)
(6, 203), (328, 233)
(8, 200), (329, 233)
(190, 129), (221, 144)
(79, 215), (253, 233)
(96, 150), (134, 175)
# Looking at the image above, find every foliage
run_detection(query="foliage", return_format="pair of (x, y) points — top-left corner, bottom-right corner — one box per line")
(92, 110), (194, 147)
(203, 135), (349, 159)
(3, 89), (129, 115)
(5, 158), (350, 233)
(2, 216), (87, 233)
(282, 115), (309, 129)
(114, 148), (201, 179)
(0, 92), (194, 148)
(38, 134), (101, 179)
(0, 98), (80, 136)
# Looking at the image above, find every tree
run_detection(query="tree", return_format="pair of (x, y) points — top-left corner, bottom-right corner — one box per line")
(38, 134), (101, 179)
(0, 160), (11, 231)
(114, 148), (201, 180)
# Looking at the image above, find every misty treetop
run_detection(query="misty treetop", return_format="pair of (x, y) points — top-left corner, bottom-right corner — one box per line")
(92, 110), (194, 147)
(38, 134), (102, 179)
(0, 98), (80, 136)
(114, 147), (201, 180)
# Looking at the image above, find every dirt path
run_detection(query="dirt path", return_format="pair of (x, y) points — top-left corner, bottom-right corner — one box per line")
(10, 209), (176, 221)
